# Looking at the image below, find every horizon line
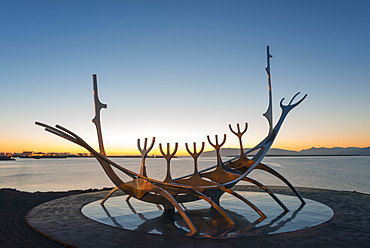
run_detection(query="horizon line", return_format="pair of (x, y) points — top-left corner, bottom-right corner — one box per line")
(2, 146), (369, 156)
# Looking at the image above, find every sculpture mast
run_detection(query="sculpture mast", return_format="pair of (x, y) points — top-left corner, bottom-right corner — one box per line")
(92, 74), (108, 155)
(263, 46), (273, 136)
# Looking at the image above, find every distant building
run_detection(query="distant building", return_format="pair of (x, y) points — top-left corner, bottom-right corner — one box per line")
(21, 151), (34, 157)
(77, 153), (89, 156)
(33, 152), (45, 157)
(46, 152), (70, 157)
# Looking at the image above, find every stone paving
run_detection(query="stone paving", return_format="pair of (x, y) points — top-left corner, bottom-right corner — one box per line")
(2, 186), (370, 248)
(0, 189), (66, 247)
(0, 188), (109, 248)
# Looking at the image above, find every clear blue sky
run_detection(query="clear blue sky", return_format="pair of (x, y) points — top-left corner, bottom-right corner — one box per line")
(1, 0), (369, 155)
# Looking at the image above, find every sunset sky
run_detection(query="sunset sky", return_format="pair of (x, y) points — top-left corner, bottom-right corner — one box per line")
(1, 1), (369, 156)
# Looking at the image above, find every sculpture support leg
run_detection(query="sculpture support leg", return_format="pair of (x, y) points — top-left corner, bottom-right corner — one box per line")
(100, 186), (119, 205)
(257, 164), (306, 205)
(157, 188), (197, 236)
(190, 190), (235, 226)
(220, 186), (266, 220)
(243, 177), (289, 212)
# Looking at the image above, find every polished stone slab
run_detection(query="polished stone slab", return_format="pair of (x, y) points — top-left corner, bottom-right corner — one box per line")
(82, 192), (333, 238)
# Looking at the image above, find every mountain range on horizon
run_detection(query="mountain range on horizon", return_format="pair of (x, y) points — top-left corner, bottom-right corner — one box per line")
(201, 146), (370, 157)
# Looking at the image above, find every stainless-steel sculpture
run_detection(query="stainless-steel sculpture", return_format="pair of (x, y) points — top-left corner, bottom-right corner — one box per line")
(36, 46), (307, 237)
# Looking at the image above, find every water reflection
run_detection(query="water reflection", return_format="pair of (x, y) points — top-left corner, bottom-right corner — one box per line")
(82, 192), (333, 238)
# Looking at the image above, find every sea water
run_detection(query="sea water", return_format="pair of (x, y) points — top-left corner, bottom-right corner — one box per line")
(0, 156), (369, 194)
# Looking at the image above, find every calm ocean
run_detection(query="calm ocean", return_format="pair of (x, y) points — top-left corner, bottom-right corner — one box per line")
(1, 156), (369, 194)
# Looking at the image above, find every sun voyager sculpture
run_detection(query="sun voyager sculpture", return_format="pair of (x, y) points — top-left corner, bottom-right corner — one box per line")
(36, 46), (307, 237)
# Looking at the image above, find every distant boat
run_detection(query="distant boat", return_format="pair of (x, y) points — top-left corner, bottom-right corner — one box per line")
(0, 156), (15, 161)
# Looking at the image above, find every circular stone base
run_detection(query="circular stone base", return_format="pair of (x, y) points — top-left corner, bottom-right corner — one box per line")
(82, 192), (333, 238)
(24, 188), (370, 247)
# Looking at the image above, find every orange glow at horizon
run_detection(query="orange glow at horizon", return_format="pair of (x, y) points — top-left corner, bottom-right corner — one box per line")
(3, 142), (370, 156)
(1, 124), (369, 156)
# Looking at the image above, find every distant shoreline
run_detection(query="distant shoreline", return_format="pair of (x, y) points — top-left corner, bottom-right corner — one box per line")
(4, 146), (369, 158)
(203, 147), (370, 157)
(246, 154), (370, 157)
(2, 154), (368, 160)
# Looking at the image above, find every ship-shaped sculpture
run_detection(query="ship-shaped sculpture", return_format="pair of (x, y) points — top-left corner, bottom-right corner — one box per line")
(36, 46), (307, 237)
